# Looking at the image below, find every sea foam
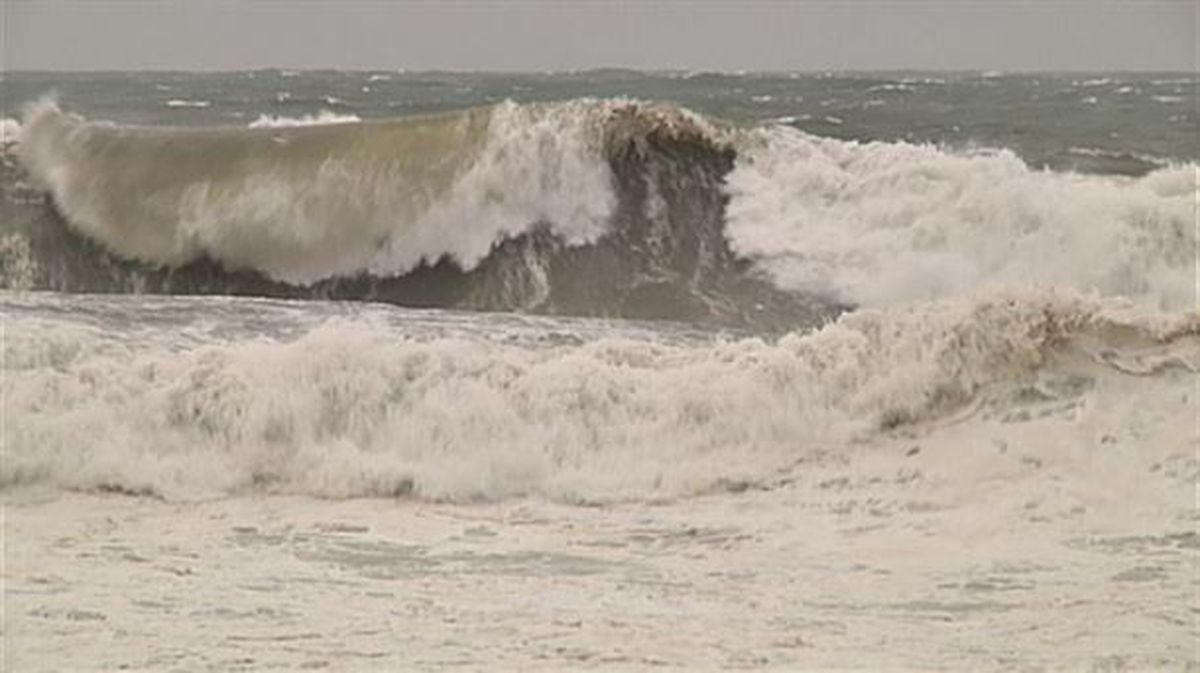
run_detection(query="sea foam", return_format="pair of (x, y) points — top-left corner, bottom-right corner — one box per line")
(3, 288), (1194, 502)
(726, 125), (1197, 310)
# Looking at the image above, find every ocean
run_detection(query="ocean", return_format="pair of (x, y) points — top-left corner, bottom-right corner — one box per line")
(1, 70), (1197, 670)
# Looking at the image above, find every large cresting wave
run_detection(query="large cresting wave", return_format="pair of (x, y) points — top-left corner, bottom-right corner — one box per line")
(18, 99), (613, 282)
(6, 99), (836, 329)
(2, 97), (1196, 324)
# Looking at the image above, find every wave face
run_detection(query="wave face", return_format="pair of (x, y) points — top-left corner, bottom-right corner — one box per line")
(5, 288), (1194, 502)
(18, 99), (614, 283)
(5, 100), (836, 329)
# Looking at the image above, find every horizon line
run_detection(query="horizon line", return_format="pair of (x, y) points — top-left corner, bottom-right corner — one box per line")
(3, 66), (1195, 75)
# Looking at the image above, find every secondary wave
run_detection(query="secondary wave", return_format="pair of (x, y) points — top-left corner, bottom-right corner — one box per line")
(726, 125), (1197, 311)
(3, 288), (1195, 502)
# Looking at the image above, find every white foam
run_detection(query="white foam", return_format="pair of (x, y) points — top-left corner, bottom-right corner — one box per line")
(165, 99), (211, 108)
(725, 126), (1198, 310)
(3, 288), (1193, 503)
(367, 99), (617, 275)
(1066, 146), (1167, 166)
(247, 110), (362, 128)
(0, 117), (21, 144)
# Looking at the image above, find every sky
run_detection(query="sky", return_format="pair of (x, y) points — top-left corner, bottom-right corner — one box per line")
(2, 0), (1196, 72)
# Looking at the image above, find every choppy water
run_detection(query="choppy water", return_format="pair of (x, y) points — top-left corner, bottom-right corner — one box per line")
(1, 70), (1197, 671)
(3, 69), (1196, 173)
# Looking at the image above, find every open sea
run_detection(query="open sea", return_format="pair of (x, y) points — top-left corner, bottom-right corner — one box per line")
(1, 70), (1197, 671)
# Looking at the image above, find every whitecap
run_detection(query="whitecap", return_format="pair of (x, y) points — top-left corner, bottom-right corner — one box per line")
(165, 99), (211, 108)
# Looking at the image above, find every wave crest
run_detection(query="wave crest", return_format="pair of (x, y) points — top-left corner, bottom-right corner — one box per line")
(17, 99), (616, 284)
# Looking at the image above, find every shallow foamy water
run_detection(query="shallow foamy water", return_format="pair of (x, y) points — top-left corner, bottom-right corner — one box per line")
(3, 290), (1196, 671)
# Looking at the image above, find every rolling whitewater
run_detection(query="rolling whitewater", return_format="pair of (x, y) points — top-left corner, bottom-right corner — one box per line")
(2, 70), (1197, 670)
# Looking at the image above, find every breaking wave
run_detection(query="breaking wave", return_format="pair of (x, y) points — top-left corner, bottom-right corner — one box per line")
(3, 97), (1196, 328)
(17, 99), (614, 282)
(6, 98), (834, 328)
(4, 288), (1195, 502)
(3, 97), (1197, 503)
(726, 126), (1197, 311)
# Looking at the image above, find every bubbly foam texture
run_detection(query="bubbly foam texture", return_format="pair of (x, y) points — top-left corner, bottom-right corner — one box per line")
(17, 99), (615, 284)
(0, 118), (21, 145)
(4, 288), (1194, 502)
(726, 126), (1198, 310)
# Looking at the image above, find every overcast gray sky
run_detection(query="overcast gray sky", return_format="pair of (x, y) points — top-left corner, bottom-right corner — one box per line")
(2, 1), (1196, 72)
